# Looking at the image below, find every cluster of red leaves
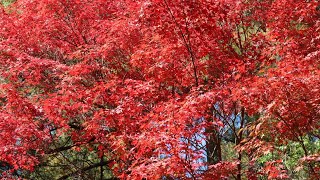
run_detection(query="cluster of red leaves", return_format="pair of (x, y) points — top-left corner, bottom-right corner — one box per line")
(0, 0), (319, 179)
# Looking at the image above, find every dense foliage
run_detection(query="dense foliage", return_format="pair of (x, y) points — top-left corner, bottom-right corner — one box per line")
(0, 0), (319, 179)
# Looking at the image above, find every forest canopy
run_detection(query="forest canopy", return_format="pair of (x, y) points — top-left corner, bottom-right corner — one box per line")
(0, 0), (319, 179)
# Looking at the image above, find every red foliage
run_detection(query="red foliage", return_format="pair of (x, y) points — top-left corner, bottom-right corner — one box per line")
(0, 0), (319, 179)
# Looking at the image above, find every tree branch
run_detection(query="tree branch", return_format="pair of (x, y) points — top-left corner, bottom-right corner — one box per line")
(57, 160), (115, 180)
(163, 0), (199, 86)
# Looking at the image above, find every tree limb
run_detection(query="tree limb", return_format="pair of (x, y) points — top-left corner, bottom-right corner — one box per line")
(57, 160), (115, 180)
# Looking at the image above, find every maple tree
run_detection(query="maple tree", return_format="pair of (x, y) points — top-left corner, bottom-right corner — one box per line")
(0, 0), (319, 179)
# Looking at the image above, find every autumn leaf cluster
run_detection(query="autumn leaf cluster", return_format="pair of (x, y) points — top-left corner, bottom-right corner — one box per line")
(0, 0), (319, 179)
